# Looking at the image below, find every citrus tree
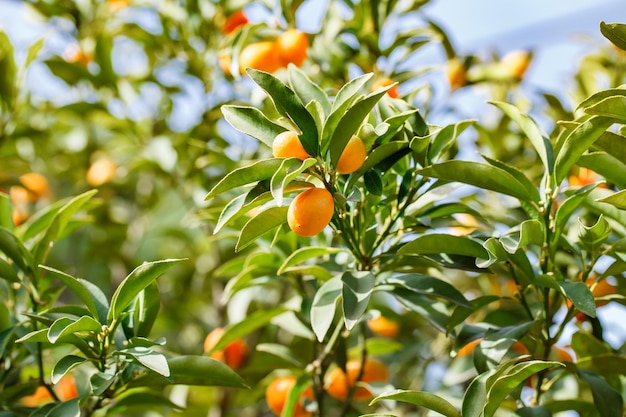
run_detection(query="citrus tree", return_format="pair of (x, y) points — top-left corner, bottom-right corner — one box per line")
(0, 0), (625, 416)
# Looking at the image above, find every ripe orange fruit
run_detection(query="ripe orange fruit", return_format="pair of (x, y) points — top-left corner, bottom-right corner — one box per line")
(19, 173), (49, 201)
(446, 58), (467, 89)
(21, 386), (53, 407)
(56, 375), (79, 401)
(219, 52), (232, 76)
(265, 375), (314, 417)
(239, 41), (282, 74)
(335, 135), (367, 174)
(272, 131), (311, 160)
(108, 0), (129, 11)
(552, 346), (573, 362)
(326, 357), (389, 401)
(287, 188), (334, 237)
(204, 327), (249, 370)
(456, 338), (481, 357)
(276, 29), (308, 67)
(371, 78), (399, 98)
(366, 316), (399, 338)
(500, 50), (531, 80)
(87, 158), (117, 187)
(222, 9), (248, 34)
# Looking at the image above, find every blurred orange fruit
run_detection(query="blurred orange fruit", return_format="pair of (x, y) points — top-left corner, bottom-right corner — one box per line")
(500, 50), (531, 80)
(219, 52), (232, 76)
(239, 41), (282, 74)
(336, 135), (366, 174)
(272, 131), (310, 161)
(287, 188), (334, 237)
(446, 58), (467, 89)
(56, 375), (79, 401)
(19, 173), (49, 201)
(326, 357), (388, 401)
(21, 386), (53, 407)
(222, 9), (248, 34)
(456, 338), (481, 357)
(276, 29), (309, 67)
(204, 327), (248, 370)
(371, 78), (399, 98)
(265, 375), (314, 417)
(366, 315), (399, 338)
(568, 167), (603, 187)
(87, 158), (117, 187)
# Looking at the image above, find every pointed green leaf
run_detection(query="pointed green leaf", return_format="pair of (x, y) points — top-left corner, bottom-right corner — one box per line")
(108, 259), (184, 321)
(40, 265), (109, 323)
(277, 246), (344, 275)
(600, 21), (626, 51)
(48, 316), (102, 344)
(370, 389), (461, 417)
(0, 193), (12, 229)
(582, 95), (626, 121)
(381, 274), (472, 308)
(205, 158), (284, 200)
(578, 369), (624, 417)
(270, 158), (317, 206)
(117, 347), (170, 377)
(482, 155), (541, 202)
(90, 372), (115, 396)
(288, 64), (331, 116)
(399, 234), (489, 260)
(0, 226), (32, 273)
(417, 160), (537, 202)
(490, 101), (554, 173)
(0, 258), (18, 283)
(235, 206), (289, 251)
(596, 189), (626, 210)
(462, 370), (493, 417)
(427, 120), (476, 164)
(578, 152), (626, 188)
(222, 105), (287, 148)
(560, 282), (596, 317)
(247, 69), (319, 156)
(554, 116), (614, 184)
(52, 355), (85, 384)
(0, 31), (17, 109)
(45, 398), (80, 417)
(578, 215), (611, 252)
(311, 276), (342, 342)
(342, 271), (375, 330)
(500, 219), (545, 254)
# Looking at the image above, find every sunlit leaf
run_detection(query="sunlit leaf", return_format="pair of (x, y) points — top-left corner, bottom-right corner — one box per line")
(342, 271), (375, 330)
(222, 105), (287, 148)
(235, 206), (289, 251)
(578, 369), (624, 417)
(311, 276), (342, 342)
(277, 246), (344, 275)
(600, 21), (626, 51)
(51, 355), (85, 384)
(596, 189), (626, 210)
(205, 158), (284, 200)
(370, 389), (461, 417)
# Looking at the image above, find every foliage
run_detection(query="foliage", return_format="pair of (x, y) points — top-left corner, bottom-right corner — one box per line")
(0, 0), (625, 416)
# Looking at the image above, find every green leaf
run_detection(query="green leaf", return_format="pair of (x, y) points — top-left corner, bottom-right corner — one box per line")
(90, 372), (115, 396)
(235, 206), (289, 251)
(577, 353), (626, 375)
(399, 234), (489, 261)
(427, 120), (476, 164)
(40, 265), (109, 323)
(130, 282), (161, 338)
(247, 69), (319, 156)
(256, 343), (305, 367)
(484, 361), (564, 417)
(345, 141), (410, 190)
(209, 308), (288, 352)
(329, 88), (389, 168)
(132, 355), (248, 388)
(391, 289), (450, 332)
(473, 322), (535, 373)
(222, 105), (287, 148)
(342, 271), (375, 330)
(490, 101), (554, 173)
(51, 355), (85, 384)
(270, 158), (317, 206)
(582, 95), (626, 121)
(311, 276), (342, 342)
(381, 274), (472, 308)
(0, 193), (12, 229)
(25, 37), (44, 67)
(364, 170), (383, 195)
(117, 347), (170, 377)
(513, 406), (552, 417)
(594, 130), (626, 163)
(0, 258), (19, 283)
(107, 389), (182, 413)
(416, 160), (537, 202)
(33, 190), (97, 268)
(0, 226), (33, 273)
(108, 259), (184, 321)
(596, 189), (626, 210)
(47, 316), (102, 344)
(600, 21), (626, 51)
(288, 64), (331, 116)
(370, 389), (461, 417)
(482, 155), (541, 203)
(277, 246), (344, 275)
(462, 370), (493, 417)
(0, 31), (17, 109)
(560, 282), (596, 317)
(205, 158), (284, 200)
(45, 398), (80, 417)
(578, 369), (624, 417)
(553, 184), (601, 245)
(578, 152), (626, 188)
(578, 215), (611, 252)
(553, 116), (614, 184)
(44, 58), (93, 86)
(281, 374), (313, 417)
(500, 219), (545, 254)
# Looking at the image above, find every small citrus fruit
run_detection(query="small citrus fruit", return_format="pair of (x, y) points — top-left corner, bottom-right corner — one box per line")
(500, 50), (531, 80)
(446, 58), (467, 89)
(19, 173), (49, 201)
(326, 357), (388, 401)
(87, 158), (117, 187)
(204, 327), (249, 370)
(272, 131), (310, 160)
(21, 386), (53, 407)
(239, 41), (281, 74)
(265, 375), (314, 417)
(366, 316), (399, 338)
(222, 9), (248, 34)
(276, 29), (309, 67)
(336, 135), (367, 174)
(219, 52), (232, 75)
(456, 338), (481, 357)
(56, 375), (79, 401)
(287, 188), (334, 237)
(371, 78), (398, 98)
